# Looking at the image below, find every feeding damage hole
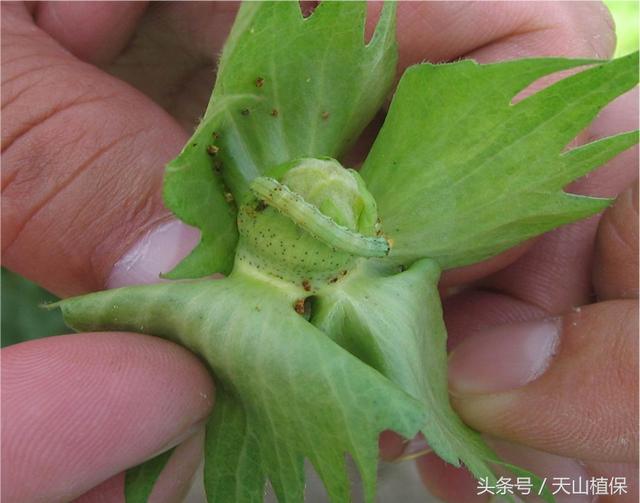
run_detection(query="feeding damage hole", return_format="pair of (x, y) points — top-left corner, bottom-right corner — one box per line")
(299, 1), (319, 18)
(293, 297), (314, 320)
(212, 160), (223, 175)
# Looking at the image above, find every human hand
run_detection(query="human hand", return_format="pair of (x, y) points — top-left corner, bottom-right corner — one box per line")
(2, 2), (636, 502)
(413, 182), (638, 503)
(2, 3), (231, 501)
(377, 4), (637, 502)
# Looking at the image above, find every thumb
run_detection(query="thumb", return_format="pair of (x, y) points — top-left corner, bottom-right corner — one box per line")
(447, 185), (639, 464)
(2, 3), (188, 297)
(593, 183), (639, 300)
(447, 300), (638, 462)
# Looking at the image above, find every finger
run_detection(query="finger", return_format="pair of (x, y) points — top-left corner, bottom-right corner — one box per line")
(488, 439), (638, 503)
(489, 438), (593, 503)
(1, 3), (189, 297)
(1, 332), (214, 503)
(415, 443), (589, 503)
(585, 460), (639, 503)
(73, 429), (204, 503)
(104, 2), (238, 130)
(418, 437), (639, 503)
(366, 2), (616, 73)
(409, 1), (613, 62)
(34, 1), (148, 65)
(594, 184), (639, 300)
(439, 243), (535, 290)
(378, 430), (409, 462)
(447, 300), (638, 462)
(146, 428), (204, 503)
(443, 289), (547, 351)
(416, 452), (485, 503)
(380, 285), (547, 462)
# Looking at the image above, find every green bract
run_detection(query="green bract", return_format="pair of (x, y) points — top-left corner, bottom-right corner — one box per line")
(162, 1), (397, 279)
(361, 54), (639, 269)
(236, 158), (388, 287)
(52, 2), (639, 502)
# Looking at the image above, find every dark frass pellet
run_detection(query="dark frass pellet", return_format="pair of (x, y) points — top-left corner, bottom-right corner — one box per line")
(255, 77), (265, 87)
(271, 109), (279, 117)
(241, 108), (250, 116)
(321, 111), (330, 120)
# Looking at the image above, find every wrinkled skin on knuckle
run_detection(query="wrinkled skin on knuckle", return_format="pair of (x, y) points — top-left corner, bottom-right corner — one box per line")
(2, 5), (189, 296)
(1, 72), (168, 295)
(1, 109), (167, 296)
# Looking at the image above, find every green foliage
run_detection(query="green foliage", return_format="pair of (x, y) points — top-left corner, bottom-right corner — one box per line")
(312, 259), (497, 473)
(361, 54), (639, 270)
(163, 1), (397, 279)
(124, 448), (175, 503)
(1, 268), (67, 348)
(312, 258), (551, 499)
(605, 0), (639, 57)
(54, 273), (425, 503)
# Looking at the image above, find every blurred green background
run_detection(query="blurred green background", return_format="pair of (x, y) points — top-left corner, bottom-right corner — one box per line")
(1, 268), (68, 347)
(1, 1), (638, 348)
(606, 0), (639, 57)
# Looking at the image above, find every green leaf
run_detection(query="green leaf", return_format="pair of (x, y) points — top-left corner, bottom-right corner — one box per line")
(54, 273), (426, 503)
(212, 1), (397, 200)
(124, 447), (175, 503)
(312, 259), (499, 480)
(361, 53), (639, 270)
(311, 259), (557, 501)
(490, 460), (556, 503)
(163, 1), (398, 278)
(1, 268), (67, 347)
(203, 387), (265, 503)
(162, 97), (244, 279)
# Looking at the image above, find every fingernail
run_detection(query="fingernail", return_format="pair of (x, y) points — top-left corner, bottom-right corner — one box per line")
(448, 319), (560, 395)
(107, 220), (200, 288)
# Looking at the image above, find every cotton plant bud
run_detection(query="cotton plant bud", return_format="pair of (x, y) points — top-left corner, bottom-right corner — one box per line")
(234, 158), (386, 290)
